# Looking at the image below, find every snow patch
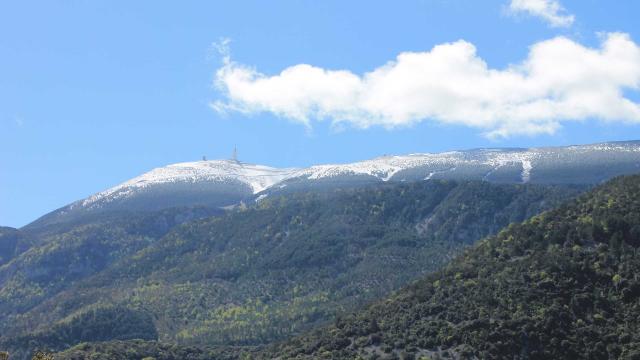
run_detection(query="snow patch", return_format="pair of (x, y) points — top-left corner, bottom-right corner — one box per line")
(521, 160), (533, 183)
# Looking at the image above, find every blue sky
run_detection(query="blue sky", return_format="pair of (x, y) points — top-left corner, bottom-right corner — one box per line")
(1, 0), (639, 227)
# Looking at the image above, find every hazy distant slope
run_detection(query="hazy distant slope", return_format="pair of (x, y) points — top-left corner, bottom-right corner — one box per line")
(0, 207), (221, 341)
(0, 226), (34, 266)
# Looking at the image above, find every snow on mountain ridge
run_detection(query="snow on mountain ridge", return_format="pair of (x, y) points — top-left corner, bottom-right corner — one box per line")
(79, 160), (299, 209)
(294, 152), (464, 182)
(291, 141), (638, 183)
(292, 150), (542, 183)
(24, 141), (638, 231)
(74, 141), (640, 211)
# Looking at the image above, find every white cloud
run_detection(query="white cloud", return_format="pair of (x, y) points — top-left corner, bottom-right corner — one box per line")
(212, 33), (640, 138)
(508, 0), (575, 28)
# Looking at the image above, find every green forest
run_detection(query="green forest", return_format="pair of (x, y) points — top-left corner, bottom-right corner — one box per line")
(1, 181), (579, 358)
(255, 175), (640, 359)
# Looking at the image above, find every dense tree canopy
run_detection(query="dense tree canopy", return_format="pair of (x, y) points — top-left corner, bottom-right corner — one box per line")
(256, 175), (640, 359)
(2, 181), (578, 358)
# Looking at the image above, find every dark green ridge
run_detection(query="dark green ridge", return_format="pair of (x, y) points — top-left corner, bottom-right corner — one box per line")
(255, 175), (640, 359)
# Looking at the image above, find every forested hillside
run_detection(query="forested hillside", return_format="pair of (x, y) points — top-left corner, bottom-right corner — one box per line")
(0, 207), (222, 359)
(2, 180), (580, 358)
(256, 175), (640, 359)
(57, 340), (250, 360)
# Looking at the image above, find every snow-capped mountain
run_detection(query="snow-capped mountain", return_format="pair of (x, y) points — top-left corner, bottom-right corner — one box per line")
(279, 141), (640, 187)
(78, 160), (298, 211)
(26, 160), (298, 229)
(26, 141), (640, 229)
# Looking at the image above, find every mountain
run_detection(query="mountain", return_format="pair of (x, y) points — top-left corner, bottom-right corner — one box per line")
(252, 175), (640, 359)
(4, 141), (639, 359)
(1, 181), (580, 359)
(25, 141), (640, 229)
(24, 161), (297, 230)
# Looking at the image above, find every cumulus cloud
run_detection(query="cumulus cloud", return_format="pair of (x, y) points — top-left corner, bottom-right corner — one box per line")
(212, 33), (640, 138)
(508, 0), (575, 28)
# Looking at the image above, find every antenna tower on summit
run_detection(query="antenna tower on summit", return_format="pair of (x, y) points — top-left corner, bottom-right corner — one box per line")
(231, 146), (238, 162)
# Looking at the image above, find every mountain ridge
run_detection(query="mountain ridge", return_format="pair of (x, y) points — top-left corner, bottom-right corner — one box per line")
(252, 174), (640, 359)
(24, 140), (640, 230)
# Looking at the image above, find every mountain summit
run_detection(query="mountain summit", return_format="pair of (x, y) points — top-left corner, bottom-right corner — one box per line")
(80, 160), (298, 210)
(26, 141), (640, 229)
